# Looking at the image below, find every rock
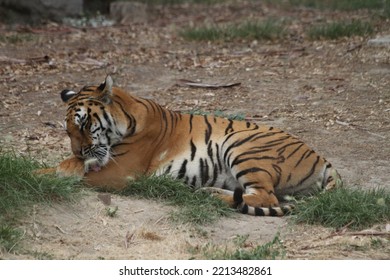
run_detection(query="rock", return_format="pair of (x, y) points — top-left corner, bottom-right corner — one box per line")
(110, 1), (148, 24)
(367, 35), (390, 46)
(0, 0), (83, 24)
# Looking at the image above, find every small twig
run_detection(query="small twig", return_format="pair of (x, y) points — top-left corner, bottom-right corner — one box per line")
(154, 216), (167, 225)
(176, 79), (241, 89)
(124, 230), (137, 248)
(133, 209), (144, 214)
(54, 224), (68, 234)
(335, 120), (350, 126)
(343, 231), (390, 236)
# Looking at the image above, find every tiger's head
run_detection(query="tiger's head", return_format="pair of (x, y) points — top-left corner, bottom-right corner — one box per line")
(61, 76), (137, 172)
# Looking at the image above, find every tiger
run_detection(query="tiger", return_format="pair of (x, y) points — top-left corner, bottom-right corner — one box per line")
(40, 75), (343, 216)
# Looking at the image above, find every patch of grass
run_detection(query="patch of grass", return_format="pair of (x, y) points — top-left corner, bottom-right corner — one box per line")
(180, 19), (285, 42)
(184, 109), (246, 121)
(118, 0), (223, 4)
(0, 152), (81, 252)
(287, 0), (386, 11)
(308, 20), (374, 40)
(120, 175), (233, 224)
(0, 225), (23, 252)
(199, 233), (285, 260)
(26, 250), (55, 260)
(0, 33), (36, 44)
(294, 187), (390, 230)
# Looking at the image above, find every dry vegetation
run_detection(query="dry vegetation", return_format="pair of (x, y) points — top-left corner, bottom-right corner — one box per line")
(0, 0), (389, 259)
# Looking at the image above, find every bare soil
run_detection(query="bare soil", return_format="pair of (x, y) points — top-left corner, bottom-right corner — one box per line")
(0, 1), (389, 259)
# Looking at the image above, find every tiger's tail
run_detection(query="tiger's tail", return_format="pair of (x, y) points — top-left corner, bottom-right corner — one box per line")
(233, 188), (294, 217)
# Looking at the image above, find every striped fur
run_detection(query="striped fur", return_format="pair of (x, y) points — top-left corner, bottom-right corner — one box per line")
(52, 76), (343, 216)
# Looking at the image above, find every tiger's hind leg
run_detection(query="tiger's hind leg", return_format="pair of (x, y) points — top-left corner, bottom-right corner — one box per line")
(197, 187), (236, 207)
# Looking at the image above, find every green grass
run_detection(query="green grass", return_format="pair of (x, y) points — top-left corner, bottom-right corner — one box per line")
(120, 174), (233, 225)
(118, 0), (223, 4)
(184, 109), (246, 121)
(0, 152), (81, 252)
(308, 20), (374, 40)
(294, 187), (390, 230)
(0, 33), (36, 44)
(0, 225), (23, 252)
(180, 19), (285, 42)
(287, 0), (386, 11)
(198, 233), (285, 260)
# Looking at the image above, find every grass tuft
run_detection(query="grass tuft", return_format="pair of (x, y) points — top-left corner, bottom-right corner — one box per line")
(287, 0), (386, 11)
(184, 109), (246, 121)
(120, 175), (233, 224)
(0, 152), (81, 252)
(0, 225), (23, 252)
(294, 187), (390, 230)
(180, 19), (284, 42)
(308, 20), (373, 40)
(199, 233), (285, 260)
(142, 0), (222, 4)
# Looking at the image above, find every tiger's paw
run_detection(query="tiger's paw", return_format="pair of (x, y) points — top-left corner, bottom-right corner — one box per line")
(33, 168), (57, 175)
(56, 157), (85, 178)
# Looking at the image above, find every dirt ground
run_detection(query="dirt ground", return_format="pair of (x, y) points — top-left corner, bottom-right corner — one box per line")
(0, 1), (389, 259)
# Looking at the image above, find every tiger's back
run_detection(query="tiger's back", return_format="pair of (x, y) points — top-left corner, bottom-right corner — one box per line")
(51, 76), (342, 217)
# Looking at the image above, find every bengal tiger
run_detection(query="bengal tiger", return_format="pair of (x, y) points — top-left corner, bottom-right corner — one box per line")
(40, 75), (343, 216)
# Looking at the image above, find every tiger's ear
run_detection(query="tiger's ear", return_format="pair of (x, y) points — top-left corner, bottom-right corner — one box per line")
(60, 90), (77, 103)
(97, 75), (113, 104)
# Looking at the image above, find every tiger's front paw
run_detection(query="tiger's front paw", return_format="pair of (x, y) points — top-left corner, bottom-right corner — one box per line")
(56, 157), (85, 178)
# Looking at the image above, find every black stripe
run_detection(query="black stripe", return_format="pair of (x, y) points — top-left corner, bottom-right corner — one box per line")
(199, 158), (210, 185)
(215, 143), (223, 172)
(164, 164), (172, 175)
(177, 159), (188, 180)
(235, 167), (272, 180)
(272, 164), (282, 188)
(269, 207), (278, 216)
(102, 110), (112, 126)
(224, 119), (234, 135)
(297, 155), (320, 186)
(93, 113), (104, 130)
(169, 110), (175, 136)
(285, 143), (305, 159)
(295, 149), (315, 167)
(223, 131), (267, 164)
(287, 173), (292, 182)
(249, 131), (286, 143)
(113, 100), (136, 136)
(191, 176), (197, 187)
(231, 155), (279, 168)
(204, 115), (212, 144)
(133, 98), (150, 112)
(276, 140), (303, 154)
(255, 207), (265, 216)
(241, 204), (249, 214)
(207, 140), (214, 165)
(190, 139), (197, 161)
(209, 164), (218, 186)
